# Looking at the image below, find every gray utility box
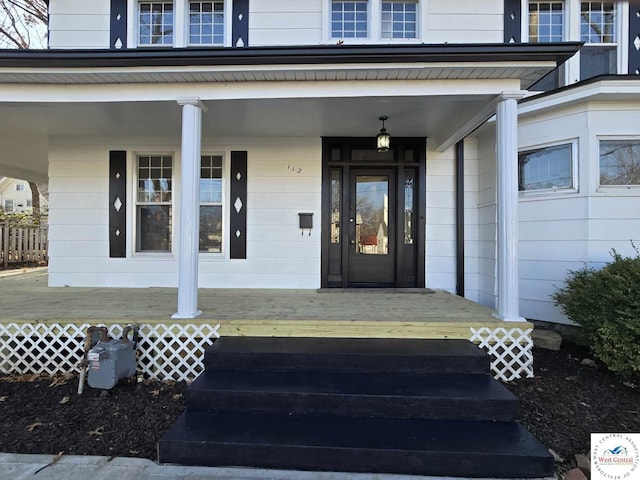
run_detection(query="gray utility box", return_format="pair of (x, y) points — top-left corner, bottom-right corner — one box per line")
(87, 339), (136, 390)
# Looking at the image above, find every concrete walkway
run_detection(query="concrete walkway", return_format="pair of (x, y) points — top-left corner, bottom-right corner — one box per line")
(0, 453), (554, 480)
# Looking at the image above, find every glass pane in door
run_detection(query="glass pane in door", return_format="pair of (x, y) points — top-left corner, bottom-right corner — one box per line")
(355, 175), (388, 255)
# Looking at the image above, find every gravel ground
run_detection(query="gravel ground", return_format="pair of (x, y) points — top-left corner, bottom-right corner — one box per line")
(0, 343), (638, 478)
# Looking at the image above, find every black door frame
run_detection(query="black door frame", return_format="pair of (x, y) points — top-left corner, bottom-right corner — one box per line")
(321, 137), (426, 288)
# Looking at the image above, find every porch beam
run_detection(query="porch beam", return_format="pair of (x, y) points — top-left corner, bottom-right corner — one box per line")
(431, 96), (502, 152)
(172, 97), (207, 319)
(494, 91), (526, 322)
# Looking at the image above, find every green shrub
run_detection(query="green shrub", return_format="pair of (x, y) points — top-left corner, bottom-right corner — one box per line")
(552, 245), (640, 377)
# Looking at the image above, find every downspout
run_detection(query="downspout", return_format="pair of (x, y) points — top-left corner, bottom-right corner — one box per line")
(455, 140), (465, 297)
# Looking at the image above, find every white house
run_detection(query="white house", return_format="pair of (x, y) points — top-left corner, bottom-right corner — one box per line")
(0, 0), (637, 323)
(0, 177), (47, 214)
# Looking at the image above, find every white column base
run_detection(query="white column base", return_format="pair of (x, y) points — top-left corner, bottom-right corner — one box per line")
(492, 312), (527, 323)
(171, 309), (203, 319)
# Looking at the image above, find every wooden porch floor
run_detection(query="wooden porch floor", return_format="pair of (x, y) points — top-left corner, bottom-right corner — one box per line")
(0, 269), (528, 338)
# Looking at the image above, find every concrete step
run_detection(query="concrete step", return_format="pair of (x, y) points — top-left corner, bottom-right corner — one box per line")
(204, 337), (489, 374)
(187, 370), (519, 421)
(158, 411), (554, 478)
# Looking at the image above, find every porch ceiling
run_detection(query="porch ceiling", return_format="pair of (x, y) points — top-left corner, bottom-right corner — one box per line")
(0, 94), (495, 181)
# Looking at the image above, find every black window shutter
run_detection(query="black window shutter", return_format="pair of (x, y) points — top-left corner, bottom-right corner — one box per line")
(504, 0), (521, 43)
(109, 151), (127, 258)
(230, 151), (248, 259)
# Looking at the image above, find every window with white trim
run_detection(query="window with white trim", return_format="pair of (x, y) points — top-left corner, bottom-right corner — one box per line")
(189, 1), (224, 45)
(26, 200), (32, 207)
(15, 184), (25, 191)
(579, 2), (617, 79)
(599, 139), (640, 186)
(381, 0), (417, 39)
(528, 1), (565, 42)
(136, 155), (173, 252)
(199, 154), (224, 252)
(138, 1), (174, 46)
(518, 142), (575, 192)
(3, 200), (14, 212)
(331, 0), (369, 38)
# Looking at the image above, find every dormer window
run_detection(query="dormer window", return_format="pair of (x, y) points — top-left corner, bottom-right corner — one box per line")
(138, 1), (174, 46)
(189, 1), (225, 45)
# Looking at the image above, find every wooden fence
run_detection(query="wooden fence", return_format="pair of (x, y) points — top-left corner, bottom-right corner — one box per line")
(0, 222), (48, 268)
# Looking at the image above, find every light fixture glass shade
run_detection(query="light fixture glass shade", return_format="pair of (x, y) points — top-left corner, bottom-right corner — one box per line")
(377, 128), (390, 152)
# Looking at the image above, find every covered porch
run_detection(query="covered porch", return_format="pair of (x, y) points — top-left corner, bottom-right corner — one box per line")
(0, 269), (532, 381)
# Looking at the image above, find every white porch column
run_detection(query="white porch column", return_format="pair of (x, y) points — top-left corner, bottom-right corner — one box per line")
(172, 97), (207, 319)
(495, 91), (527, 322)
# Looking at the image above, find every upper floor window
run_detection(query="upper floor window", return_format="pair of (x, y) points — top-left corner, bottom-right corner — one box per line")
(518, 142), (575, 192)
(138, 1), (174, 46)
(331, 0), (368, 38)
(16, 184), (25, 191)
(580, 2), (617, 79)
(189, 1), (225, 45)
(528, 1), (565, 42)
(599, 139), (640, 186)
(381, 1), (417, 39)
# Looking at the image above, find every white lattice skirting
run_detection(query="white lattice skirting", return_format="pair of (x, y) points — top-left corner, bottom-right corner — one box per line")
(0, 322), (220, 382)
(470, 327), (534, 381)
(0, 322), (532, 382)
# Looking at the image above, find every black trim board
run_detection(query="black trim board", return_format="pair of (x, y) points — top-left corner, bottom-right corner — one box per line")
(110, 0), (127, 50)
(503, 0), (521, 43)
(629, 4), (640, 74)
(109, 151), (127, 258)
(455, 140), (464, 297)
(0, 43), (582, 69)
(230, 151), (247, 260)
(232, 0), (249, 47)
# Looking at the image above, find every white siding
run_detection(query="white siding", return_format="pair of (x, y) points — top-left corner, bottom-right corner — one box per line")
(425, 146), (457, 292)
(249, 0), (323, 46)
(48, 137), (322, 289)
(514, 101), (640, 324)
(49, 0), (110, 49)
(475, 128), (497, 309)
(424, 0), (503, 44)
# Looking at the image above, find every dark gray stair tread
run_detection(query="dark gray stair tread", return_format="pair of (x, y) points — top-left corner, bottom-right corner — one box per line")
(187, 370), (518, 420)
(159, 411), (553, 478)
(205, 337), (488, 374)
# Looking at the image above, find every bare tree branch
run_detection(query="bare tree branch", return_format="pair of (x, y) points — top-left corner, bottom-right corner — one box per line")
(0, 0), (47, 49)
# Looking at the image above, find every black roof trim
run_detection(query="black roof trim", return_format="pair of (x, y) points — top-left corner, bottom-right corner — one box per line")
(0, 43), (582, 69)
(521, 74), (640, 103)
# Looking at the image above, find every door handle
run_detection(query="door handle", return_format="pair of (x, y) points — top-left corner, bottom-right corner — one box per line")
(350, 240), (356, 245)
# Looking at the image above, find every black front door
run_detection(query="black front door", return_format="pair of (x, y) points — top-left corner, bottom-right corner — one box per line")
(322, 137), (426, 289)
(347, 168), (396, 285)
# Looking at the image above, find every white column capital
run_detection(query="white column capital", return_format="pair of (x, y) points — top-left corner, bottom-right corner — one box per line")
(177, 97), (208, 112)
(499, 90), (528, 102)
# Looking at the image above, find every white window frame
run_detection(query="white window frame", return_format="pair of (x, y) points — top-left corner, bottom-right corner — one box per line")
(518, 138), (579, 199)
(199, 152), (226, 257)
(136, 0), (176, 47)
(4, 199), (15, 212)
(132, 152), (176, 256)
(130, 0), (232, 48)
(15, 184), (25, 191)
(322, 0), (423, 44)
(596, 136), (640, 192)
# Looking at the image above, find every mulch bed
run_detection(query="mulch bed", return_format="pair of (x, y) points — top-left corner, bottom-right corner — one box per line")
(1, 343), (638, 477)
